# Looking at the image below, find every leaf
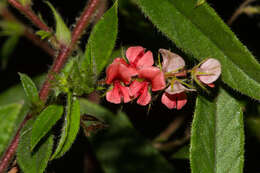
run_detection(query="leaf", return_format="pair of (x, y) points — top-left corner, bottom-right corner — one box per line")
(196, 0), (206, 7)
(1, 35), (20, 69)
(243, 6), (260, 15)
(171, 145), (189, 160)
(36, 30), (52, 40)
(51, 94), (81, 159)
(0, 75), (45, 106)
(247, 116), (260, 141)
(0, 103), (22, 156)
(17, 119), (53, 173)
(31, 105), (63, 150)
(45, 1), (71, 45)
(19, 73), (42, 107)
(190, 88), (244, 173)
(136, 0), (260, 100)
(79, 99), (175, 173)
(82, 1), (118, 78)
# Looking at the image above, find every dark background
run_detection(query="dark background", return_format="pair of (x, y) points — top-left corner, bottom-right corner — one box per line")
(0, 0), (260, 172)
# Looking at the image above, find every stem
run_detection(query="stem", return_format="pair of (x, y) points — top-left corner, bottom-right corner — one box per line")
(0, 0), (100, 171)
(7, 0), (51, 32)
(228, 0), (255, 25)
(1, 6), (55, 57)
(0, 114), (31, 173)
(39, 0), (100, 102)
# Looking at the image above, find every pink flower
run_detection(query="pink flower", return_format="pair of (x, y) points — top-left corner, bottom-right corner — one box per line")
(130, 67), (166, 106)
(196, 58), (221, 86)
(161, 92), (187, 110)
(106, 58), (132, 104)
(159, 49), (190, 110)
(161, 81), (194, 109)
(126, 46), (154, 76)
(159, 49), (185, 73)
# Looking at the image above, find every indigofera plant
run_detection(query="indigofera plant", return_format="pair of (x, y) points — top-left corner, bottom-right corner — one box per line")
(0, 0), (259, 172)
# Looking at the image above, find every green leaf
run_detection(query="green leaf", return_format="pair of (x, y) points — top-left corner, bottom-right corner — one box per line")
(190, 88), (244, 173)
(171, 145), (189, 160)
(0, 103), (22, 156)
(19, 73), (42, 107)
(79, 99), (175, 173)
(36, 30), (52, 40)
(247, 116), (260, 141)
(0, 75), (45, 106)
(82, 1), (118, 78)
(17, 119), (53, 173)
(45, 1), (71, 45)
(0, 21), (25, 36)
(31, 105), (63, 150)
(1, 35), (20, 69)
(196, 0), (206, 6)
(51, 94), (81, 159)
(136, 0), (260, 100)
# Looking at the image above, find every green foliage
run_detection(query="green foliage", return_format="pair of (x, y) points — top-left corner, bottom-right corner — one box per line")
(136, 0), (260, 100)
(19, 73), (42, 108)
(0, 21), (24, 36)
(247, 116), (260, 141)
(0, 103), (22, 156)
(1, 35), (20, 69)
(190, 88), (244, 173)
(17, 119), (54, 173)
(171, 145), (189, 160)
(79, 99), (175, 173)
(51, 94), (81, 159)
(45, 1), (71, 45)
(196, 0), (206, 6)
(82, 1), (118, 78)
(36, 30), (52, 40)
(31, 105), (63, 150)
(243, 6), (260, 15)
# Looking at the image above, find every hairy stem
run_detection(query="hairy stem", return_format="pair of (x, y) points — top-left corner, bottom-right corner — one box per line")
(0, 114), (31, 173)
(0, 0), (100, 172)
(1, 7), (55, 57)
(39, 0), (100, 102)
(7, 0), (51, 32)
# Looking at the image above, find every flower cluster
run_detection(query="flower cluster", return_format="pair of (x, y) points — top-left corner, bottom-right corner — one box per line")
(105, 46), (221, 110)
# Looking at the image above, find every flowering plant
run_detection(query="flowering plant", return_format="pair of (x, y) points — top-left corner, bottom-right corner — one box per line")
(0, 0), (259, 172)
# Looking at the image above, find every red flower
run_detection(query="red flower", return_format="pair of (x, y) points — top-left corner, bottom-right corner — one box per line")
(130, 67), (166, 106)
(126, 46), (154, 76)
(105, 58), (132, 104)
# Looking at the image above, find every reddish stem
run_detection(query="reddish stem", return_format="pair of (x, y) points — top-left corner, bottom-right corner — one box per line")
(7, 0), (51, 32)
(0, 0), (100, 172)
(0, 115), (31, 173)
(39, 0), (100, 102)
(1, 8), (55, 57)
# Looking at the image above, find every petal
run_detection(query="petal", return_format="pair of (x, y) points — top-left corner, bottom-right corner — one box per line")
(161, 93), (177, 109)
(106, 84), (121, 104)
(106, 58), (132, 84)
(135, 51), (154, 68)
(198, 58), (221, 84)
(138, 67), (166, 91)
(118, 85), (131, 103)
(159, 49), (185, 73)
(126, 46), (145, 64)
(165, 81), (187, 94)
(176, 92), (187, 110)
(129, 80), (145, 98)
(137, 83), (151, 106)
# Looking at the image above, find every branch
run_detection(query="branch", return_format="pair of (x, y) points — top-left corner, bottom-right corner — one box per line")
(39, 0), (100, 102)
(7, 0), (51, 32)
(0, 1), (100, 172)
(0, 114), (31, 173)
(1, 8), (55, 57)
